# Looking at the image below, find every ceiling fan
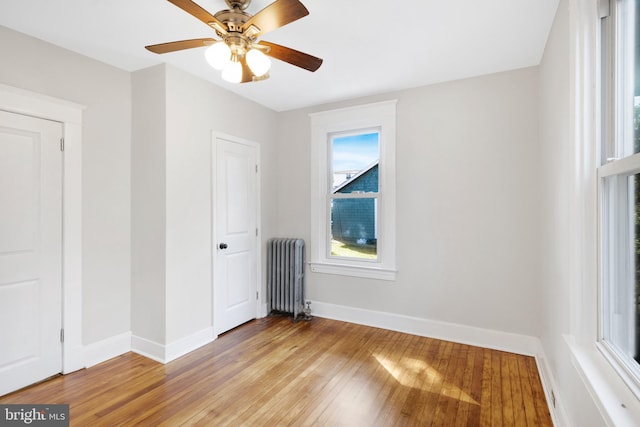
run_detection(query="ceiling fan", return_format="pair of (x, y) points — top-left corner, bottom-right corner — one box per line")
(145, 0), (323, 83)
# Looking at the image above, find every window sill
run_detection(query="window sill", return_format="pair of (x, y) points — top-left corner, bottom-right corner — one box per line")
(309, 262), (396, 281)
(566, 336), (640, 426)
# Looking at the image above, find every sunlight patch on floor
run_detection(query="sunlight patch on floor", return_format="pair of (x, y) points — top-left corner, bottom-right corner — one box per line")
(373, 354), (479, 405)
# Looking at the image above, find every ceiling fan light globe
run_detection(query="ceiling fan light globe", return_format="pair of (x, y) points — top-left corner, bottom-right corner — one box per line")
(205, 42), (231, 70)
(246, 49), (271, 77)
(221, 60), (242, 83)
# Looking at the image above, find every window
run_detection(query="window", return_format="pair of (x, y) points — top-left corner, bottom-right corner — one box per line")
(330, 131), (379, 260)
(310, 101), (397, 280)
(599, 0), (640, 394)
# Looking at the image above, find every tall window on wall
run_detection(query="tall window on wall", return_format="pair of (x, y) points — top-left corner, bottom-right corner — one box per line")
(599, 0), (640, 393)
(330, 131), (379, 259)
(310, 101), (397, 280)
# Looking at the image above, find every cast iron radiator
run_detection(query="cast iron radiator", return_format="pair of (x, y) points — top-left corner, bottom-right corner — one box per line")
(267, 238), (305, 319)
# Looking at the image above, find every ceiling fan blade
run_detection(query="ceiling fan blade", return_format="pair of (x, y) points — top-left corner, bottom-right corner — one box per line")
(167, 0), (227, 34)
(243, 0), (309, 36)
(258, 41), (322, 72)
(145, 38), (216, 54)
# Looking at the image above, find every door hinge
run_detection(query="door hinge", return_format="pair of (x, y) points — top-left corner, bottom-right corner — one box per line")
(60, 138), (65, 152)
(255, 164), (258, 173)
(60, 329), (64, 343)
(256, 228), (258, 237)
(256, 291), (259, 300)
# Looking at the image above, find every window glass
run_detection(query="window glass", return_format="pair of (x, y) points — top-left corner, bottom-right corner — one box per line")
(329, 132), (379, 260)
(331, 132), (379, 190)
(602, 173), (640, 371)
(619, 0), (640, 156)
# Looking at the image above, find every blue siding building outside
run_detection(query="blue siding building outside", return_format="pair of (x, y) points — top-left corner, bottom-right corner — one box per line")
(331, 163), (378, 245)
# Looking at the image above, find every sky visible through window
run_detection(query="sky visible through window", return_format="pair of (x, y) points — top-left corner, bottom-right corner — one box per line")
(332, 132), (379, 188)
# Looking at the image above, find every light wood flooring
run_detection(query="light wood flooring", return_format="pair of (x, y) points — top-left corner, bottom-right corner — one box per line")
(0, 316), (553, 426)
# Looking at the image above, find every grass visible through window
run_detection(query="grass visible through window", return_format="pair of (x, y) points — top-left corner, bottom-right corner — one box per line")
(331, 240), (377, 259)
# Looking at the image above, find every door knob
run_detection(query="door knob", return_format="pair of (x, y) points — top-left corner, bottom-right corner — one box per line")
(219, 242), (228, 250)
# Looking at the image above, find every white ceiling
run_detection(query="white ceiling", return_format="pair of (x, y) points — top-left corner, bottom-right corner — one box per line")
(0, 0), (559, 112)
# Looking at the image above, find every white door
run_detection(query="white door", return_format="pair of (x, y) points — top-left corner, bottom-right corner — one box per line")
(0, 110), (63, 396)
(213, 135), (259, 335)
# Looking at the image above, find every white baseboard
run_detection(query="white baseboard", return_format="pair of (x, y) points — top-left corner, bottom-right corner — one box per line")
(259, 302), (268, 318)
(131, 335), (165, 363)
(534, 343), (569, 427)
(84, 331), (132, 368)
(132, 327), (216, 364)
(63, 343), (86, 374)
(165, 327), (216, 362)
(310, 300), (540, 355)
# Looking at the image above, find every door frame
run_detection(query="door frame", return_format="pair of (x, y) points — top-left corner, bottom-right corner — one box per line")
(211, 132), (263, 332)
(0, 84), (84, 374)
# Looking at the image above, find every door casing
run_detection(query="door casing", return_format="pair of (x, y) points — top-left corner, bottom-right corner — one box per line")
(0, 84), (84, 375)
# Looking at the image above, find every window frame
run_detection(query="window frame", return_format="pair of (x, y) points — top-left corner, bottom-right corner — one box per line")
(597, 0), (640, 398)
(309, 100), (397, 281)
(598, 163), (640, 397)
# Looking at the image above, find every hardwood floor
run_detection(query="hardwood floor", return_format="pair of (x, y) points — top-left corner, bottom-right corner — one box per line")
(0, 317), (552, 426)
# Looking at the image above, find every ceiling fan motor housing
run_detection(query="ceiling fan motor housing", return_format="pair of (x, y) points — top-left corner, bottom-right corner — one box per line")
(214, 9), (251, 33)
(225, 0), (251, 10)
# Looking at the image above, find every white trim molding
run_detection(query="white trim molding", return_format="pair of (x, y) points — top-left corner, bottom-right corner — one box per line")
(132, 327), (216, 364)
(84, 332), (132, 368)
(166, 327), (216, 362)
(568, 337), (640, 426)
(535, 342), (569, 427)
(0, 83), (85, 374)
(310, 300), (540, 356)
(131, 335), (166, 364)
(309, 262), (396, 281)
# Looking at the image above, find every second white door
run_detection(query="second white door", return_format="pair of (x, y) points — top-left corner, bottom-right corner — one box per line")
(0, 110), (63, 396)
(213, 135), (259, 335)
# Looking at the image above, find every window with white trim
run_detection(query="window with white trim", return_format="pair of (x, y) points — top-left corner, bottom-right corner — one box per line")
(599, 0), (640, 393)
(310, 101), (397, 280)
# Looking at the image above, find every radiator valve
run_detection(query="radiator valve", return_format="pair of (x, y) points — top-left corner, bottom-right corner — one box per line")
(304, 301), (312, 321)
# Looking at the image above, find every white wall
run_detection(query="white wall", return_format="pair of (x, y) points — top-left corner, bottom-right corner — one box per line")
(0, 26), (131, 346)
(539, 0), (577, 423)
(163, 65), (278, 344)
(276, 67), (542, 337)
(131, 63), (278, 356)
(131, 65), (167, 345)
